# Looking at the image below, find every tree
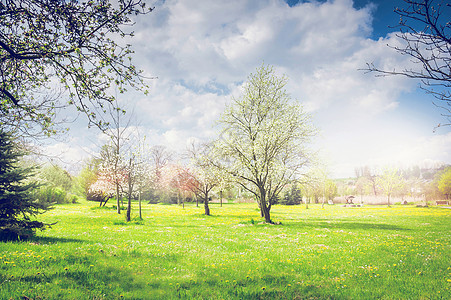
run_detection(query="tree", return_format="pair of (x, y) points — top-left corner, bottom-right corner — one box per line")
(99, 104), (136, 214)
(437, 167), (451, 199)
(376, 168), (405, 206)
(87, 170), (116, 207)
(131, 136), (153, 220)
(98, 143), (125, 213)
(215, 64), (315, 223)
(74, 158), (100, 198)
(150, 145), (173, 189)
(365, 0), (451, 127)
(355, 176), (372, 203)
(0, 0), (152, 138)
(39, 164), (73, 192)
(280, 184), (302, 205)
(187, 142), (222, 216)
(0, 130), (50, 240)
(159, 163), (194, 206)
(324, 179), (337, 202)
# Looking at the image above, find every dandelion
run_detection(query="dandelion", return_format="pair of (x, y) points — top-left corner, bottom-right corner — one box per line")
(261, 287), (266, 290)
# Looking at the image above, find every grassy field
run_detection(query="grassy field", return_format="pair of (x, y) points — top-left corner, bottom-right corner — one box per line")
(0, 201), (450, 299)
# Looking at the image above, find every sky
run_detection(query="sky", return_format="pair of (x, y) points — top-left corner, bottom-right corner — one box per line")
(43, 0), (451, 178)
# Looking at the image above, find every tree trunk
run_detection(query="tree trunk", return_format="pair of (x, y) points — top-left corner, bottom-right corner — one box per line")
(102, 197), (110, 207)
(116, 185), (121, 214)
(259, 190), (272, 223)
(220, 190), (223, 207)
(261, 204), (272, 223)
(138, 191), (142, 220)
(126, 197), (131, 222)
(126, 162), (132, 222)
(204, 196), (210, 216)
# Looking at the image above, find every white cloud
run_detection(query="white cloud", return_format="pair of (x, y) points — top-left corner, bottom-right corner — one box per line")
(43, 0), (449, 177)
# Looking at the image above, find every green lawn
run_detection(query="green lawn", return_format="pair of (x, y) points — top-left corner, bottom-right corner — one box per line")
(1, 201), (450, 299)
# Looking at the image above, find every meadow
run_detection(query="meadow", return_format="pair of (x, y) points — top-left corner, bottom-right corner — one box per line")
(0, 201), (450, 299)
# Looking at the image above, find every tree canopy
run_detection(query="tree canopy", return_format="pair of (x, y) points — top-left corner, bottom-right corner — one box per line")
(215, 64), (316, 223)
(0, 0), (152, 138)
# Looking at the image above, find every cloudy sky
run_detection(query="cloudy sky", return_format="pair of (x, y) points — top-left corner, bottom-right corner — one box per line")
(46, 0), (450, 178)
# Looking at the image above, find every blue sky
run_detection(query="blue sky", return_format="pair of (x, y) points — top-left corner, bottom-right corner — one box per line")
(44, 0), (450, 178)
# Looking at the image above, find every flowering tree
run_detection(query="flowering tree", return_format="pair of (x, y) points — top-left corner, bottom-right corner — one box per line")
(377, 168), (406, 207)
(187, 142), (227, 215)
(98, 143), (126, 213)
(87, 172), (115, 207)
(88, 165), (128, 207)
(159, 163), (195, 206)
(215, 64), (316, 223)
(125, 135), (153, 220)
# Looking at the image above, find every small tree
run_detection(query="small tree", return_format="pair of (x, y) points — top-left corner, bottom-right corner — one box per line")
(377, 168), (405, 206)
(437, 167), (451, 199)
(280, 184), (302, 205)
(0, 130), (50, 240)
(88, 169), (117, 207)
(187, 142), (223, 215)
(324, 179), (338, 202)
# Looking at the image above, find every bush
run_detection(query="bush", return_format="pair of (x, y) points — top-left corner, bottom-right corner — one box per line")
(33, 186), (73, 205)
(279, 185), (302, 205)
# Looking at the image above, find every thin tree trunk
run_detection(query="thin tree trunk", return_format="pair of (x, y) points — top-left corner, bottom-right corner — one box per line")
(139, 191), (142, 220)
(126, 158), (132, 222)
(220, 190), (223, 207)
(116, 185), (121, 214)
(126, 197), (131, 222)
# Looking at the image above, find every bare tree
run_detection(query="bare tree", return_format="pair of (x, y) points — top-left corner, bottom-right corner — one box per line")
(150, 145), (173, 189)
(98, 102), (135, 214)
(365, 0), (450, 127)
(186, 142), (223, 216)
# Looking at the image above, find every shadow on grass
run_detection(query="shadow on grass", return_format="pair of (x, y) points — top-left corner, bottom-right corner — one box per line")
(286, 219), (410, 231)
(29, 235), (87, 244)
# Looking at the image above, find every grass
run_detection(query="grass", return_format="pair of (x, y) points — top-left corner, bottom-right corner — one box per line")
(1, 200), (450, 299)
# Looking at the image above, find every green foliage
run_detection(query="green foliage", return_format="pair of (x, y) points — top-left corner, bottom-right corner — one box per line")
(0, 0), (151, 136)
(0, 130), (50, 241)
(73, 159), (99, 198)
(32, 186), (75, 205)
(376, 168), (406, 206)
(437, 167), (451, 199)
(279, 184), (302, 205)
(39, 165), (73, 192)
